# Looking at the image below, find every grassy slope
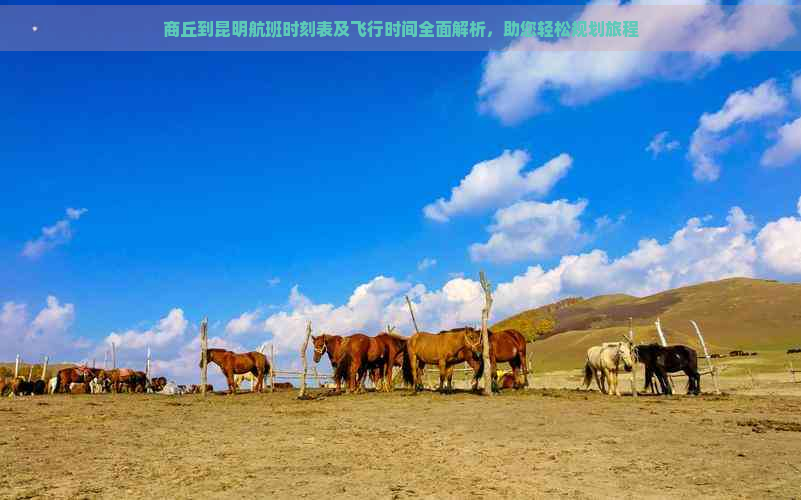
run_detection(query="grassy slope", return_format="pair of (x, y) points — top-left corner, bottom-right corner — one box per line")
(493, 277), (801, 373)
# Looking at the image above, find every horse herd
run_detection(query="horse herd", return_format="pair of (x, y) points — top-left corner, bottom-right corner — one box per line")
(3, 327), (707, 398)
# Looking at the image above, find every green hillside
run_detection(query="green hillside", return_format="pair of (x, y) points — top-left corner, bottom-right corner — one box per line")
(493, 277), (801, 372)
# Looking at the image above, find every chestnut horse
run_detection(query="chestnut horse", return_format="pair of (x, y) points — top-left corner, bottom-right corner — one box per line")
(403, 328), (483, 393)
(474, 329), (530, 390)
(202, 349), (270, 394)
(96, 368), (140, 393)
(312, 333), (363, 392)
(56, 366), (99, 393)
(370, 332), (408, 391)
(332, 334), (375, 393)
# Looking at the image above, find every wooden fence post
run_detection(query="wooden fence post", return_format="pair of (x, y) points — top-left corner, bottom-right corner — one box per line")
(479, 271), (493, 397)
(405, 296), (420, 334)
(654, 318), (668, 347)
(629, 317), (637, 398)
(298, 320), (312, 399)
(790, 358), (797, 383)
(103, 350), (108, 370)
(41, 356), (49, 381)
(690, 320), (720, 395)
(146, 346), (152, 382)
(200, 318), (208, 397)
(112, 342), (117, 369)
(270, 344), (276, 392)
(14, 354), (20, 379)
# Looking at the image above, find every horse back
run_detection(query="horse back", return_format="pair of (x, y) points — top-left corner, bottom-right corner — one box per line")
(409, 331), (467, 364)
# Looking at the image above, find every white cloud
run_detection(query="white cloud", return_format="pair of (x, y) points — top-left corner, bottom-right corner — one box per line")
(478, 1), (796, 125)
(267, 277), (281, 286)
(225, 309), (261, 335)
(469, 199), (589, 262)
(761, 116), (801, 167)
(423, 150), (572, 222)
(417, 258), (437, 271)
(106, 308), (188, 350)
(30, 296), (75, 337)
(21, 207), (89, 259)
(756, 196), (801, 275)
(792, 74), (801, 102)
(690, 79), (788, 181)
(646, 131), (680, 158)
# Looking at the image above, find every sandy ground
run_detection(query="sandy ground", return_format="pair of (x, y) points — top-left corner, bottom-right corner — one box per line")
(3, 381), (801, 500)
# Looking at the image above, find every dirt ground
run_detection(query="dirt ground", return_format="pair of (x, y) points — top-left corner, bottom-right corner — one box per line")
(3, 383), (801, 500)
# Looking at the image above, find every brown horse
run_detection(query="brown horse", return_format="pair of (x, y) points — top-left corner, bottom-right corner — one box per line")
(150, 376), (167, 392)
(370, 332), (409, 391)
(332, 334), (375, 393)
(474, 329), (530, 390)
(56, 366), (98, 393)
(202, 349), (270, 394)
(312, 333), (363, 393)
(403, 328), (483, 393)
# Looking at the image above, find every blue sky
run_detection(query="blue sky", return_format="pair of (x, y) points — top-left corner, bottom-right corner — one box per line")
(2, 1), (801, 383)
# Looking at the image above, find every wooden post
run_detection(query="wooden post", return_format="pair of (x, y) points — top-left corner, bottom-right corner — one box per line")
(14, 354), (20, 379)
(479, 271), (493, 397)
(298, 320), (312, 399)
(200, 317), (208, 397)
(629, 317), (637, 398)
(405, 295), (420, 334)
(41, 356), (49, 381)
(103, 350), (108, 370)
(654, 318), (668, 347)
(690, 320), (720, 395)
(112, 342), (117, 369)
(146, 346), (152, 382)
(270, 344), (276, 392)
(92, 358), (96, 369)
(27, 365), (34, 382)
(746, 368), (756, 389)
(790, 359), (797, 383)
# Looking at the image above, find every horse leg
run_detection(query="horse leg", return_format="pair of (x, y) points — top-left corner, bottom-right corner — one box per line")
(600, 369), (610, 394)
(437, 361), (447, 393)
(226, 372), (236, 395)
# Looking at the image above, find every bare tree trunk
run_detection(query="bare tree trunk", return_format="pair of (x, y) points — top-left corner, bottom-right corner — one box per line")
(405, 296), (420, 334)
(298, 321), (312, 399)
(479, 271), (493, 397)
(200, 318), (208, 397)
(14, 354), (20, 379)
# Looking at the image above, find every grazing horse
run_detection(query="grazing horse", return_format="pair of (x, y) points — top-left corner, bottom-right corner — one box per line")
(11, 378), (34, 396)
(403, 328), (484, 393)
(97, 368), (138, 393)
(583, 342), (634, 396)
(635, 344), (701, 396)
(312, 333), (346, 390)
(202, 349), (270, 394)
(56, 366), (98, 394)
(473, 329), (530, 390)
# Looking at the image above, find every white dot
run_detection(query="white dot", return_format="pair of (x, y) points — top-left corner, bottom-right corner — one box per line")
(32, 25), (39, 32)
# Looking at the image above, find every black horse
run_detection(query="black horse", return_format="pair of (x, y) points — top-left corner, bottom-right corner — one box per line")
(634, 344), (701, 395)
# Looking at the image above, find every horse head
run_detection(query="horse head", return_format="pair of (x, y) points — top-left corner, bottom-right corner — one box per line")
(617, 338), (634, 372)
(463, 328), (483, 356)
(312, 335), (327, 363)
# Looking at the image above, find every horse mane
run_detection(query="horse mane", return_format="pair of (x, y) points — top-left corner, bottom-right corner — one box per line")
(438, 326), (478, 334)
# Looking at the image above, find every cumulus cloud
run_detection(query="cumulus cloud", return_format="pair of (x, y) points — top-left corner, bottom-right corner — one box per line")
(423, 150), (572, 222)
(646, 131), (680, 158)
(225, 309), (261, 335)
(417, 258), (437, 271)
(105, 308), (188, 350)
(756, 196), (801, 275)
(21, 207), (89, 259)
(689, 79), (788, 181)
(0, 296), (81, 360)
(478, 1), (796, 125)
(761, 116), (801, 167)
(469, 199), (589, 262)
(30, 296), (75, 337)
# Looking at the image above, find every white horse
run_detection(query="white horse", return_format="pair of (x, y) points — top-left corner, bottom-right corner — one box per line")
(583, 341), (634, 396)
(233, 343), (268, 392)
(47, 376), (58, 394)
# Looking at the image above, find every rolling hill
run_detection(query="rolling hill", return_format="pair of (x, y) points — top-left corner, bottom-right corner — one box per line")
(492, 277), (801, 372)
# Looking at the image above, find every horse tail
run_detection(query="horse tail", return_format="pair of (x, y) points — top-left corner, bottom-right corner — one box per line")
(583, 361), (593, 389)
(401, 344), (414, 386)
